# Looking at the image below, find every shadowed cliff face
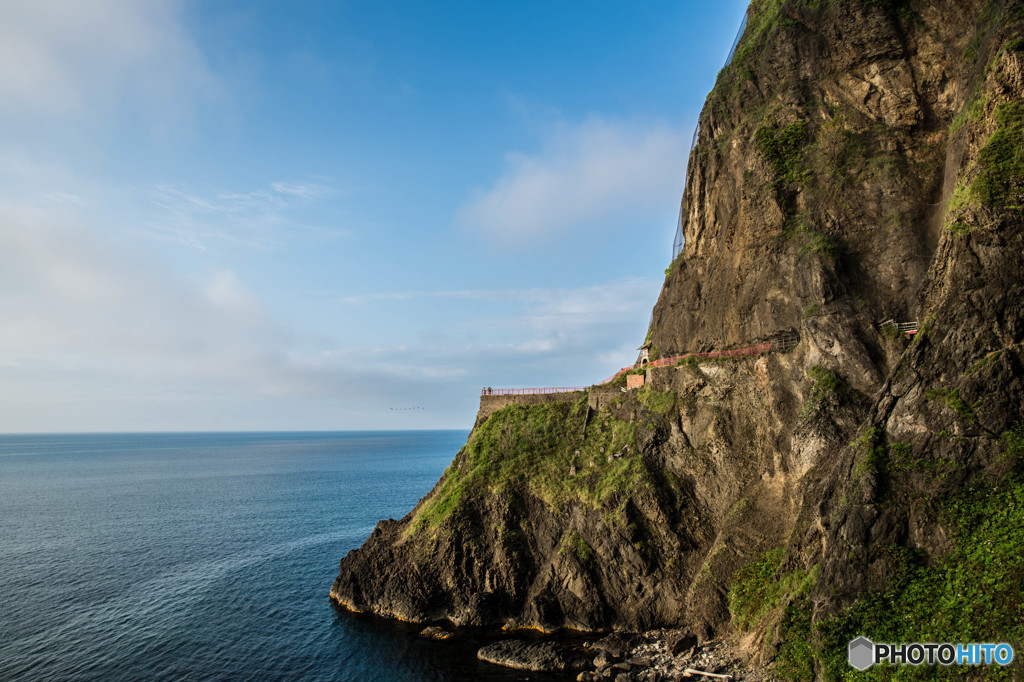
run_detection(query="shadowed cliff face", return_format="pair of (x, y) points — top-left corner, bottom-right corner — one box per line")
(653, 0), (962, 363)
(332, 391), (718, 632)
(333, 0), (1024, 655)
(653, 0), (1024, 640)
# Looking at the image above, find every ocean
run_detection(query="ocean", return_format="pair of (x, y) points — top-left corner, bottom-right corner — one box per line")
(0, 431), (568, 681)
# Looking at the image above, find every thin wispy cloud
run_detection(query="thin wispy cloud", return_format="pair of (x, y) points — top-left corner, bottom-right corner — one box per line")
(336, 277), (661, 378)
(337, 288), (525, 305)
(456, 116), (690, 245)
(270, 182), (330, 199)
(43, 191), (86, 206)
(338, 278), (656, 309)
(138, 181), (346, 251)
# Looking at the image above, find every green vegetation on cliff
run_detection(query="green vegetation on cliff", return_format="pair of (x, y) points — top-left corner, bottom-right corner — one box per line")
(408, 389), (678, 535)
(973, 101), (1024, 210)
(756, 121), (811, 185)
(948, 100), (1024, 220)
(950, 93), (987, 133)
(559, 529), (595, 563)
(815, 476), (1024, 680)
(729, 548), (787, 628)
(731, 442), (1024, 680)
(802, 366), (849, 416)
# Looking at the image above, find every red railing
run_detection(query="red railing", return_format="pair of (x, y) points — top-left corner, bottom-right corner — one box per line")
(484, 343), (774, 396)
(596, 367), (632, 386)
(596, 342), (773, 386)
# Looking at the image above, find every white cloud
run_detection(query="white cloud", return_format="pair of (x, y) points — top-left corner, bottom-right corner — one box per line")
(0, 0), (216, 122)
(0, 207), (277, 377)
(456, 116), (690, 244)
(0, 202), (660, 430)
(0, 202), (397, 422)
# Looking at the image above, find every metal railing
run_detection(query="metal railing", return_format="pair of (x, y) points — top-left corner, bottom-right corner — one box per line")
(672, 202), (686, 259)
(596, 342), (774, 386)
(880, 319), (920, 334)
(596, 367), (633, 386)
(723, 13), (748, 67)
(482, 387), (588, 396)
(775, 332), (799, 351)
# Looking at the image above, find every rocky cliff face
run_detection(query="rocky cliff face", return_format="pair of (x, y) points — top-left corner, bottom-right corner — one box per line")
(332, 389), (718, 632)
(333, 0), (1024, 674)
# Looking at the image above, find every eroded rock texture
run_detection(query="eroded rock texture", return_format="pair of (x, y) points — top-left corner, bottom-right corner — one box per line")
(332, 0), (1024, 655)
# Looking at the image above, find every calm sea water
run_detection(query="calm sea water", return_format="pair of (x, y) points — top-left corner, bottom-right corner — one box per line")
(0, 431), (568, 681)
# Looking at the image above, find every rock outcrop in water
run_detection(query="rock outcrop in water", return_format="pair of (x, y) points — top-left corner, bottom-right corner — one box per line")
(333, 0), (1024, 676)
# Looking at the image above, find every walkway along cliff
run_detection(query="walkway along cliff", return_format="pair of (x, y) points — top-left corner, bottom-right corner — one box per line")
(332, 0), (1024, 677)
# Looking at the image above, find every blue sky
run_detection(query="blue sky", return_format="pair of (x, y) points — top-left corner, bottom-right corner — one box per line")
(0, 0), (749, 432)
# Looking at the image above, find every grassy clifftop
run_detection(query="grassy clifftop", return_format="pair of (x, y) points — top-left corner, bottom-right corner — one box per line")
(410, 389), (679, 536)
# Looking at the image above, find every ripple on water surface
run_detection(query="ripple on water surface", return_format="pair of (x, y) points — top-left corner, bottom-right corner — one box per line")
(0, 431), (571, 681)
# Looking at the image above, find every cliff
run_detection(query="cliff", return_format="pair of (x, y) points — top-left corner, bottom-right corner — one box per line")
(332, 0), (1024, 676)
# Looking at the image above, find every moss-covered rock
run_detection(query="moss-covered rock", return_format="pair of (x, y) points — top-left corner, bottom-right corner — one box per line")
(333, 1), (1024, 676)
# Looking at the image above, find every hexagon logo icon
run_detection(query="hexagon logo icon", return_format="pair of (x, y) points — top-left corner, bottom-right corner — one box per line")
(848, 636), (875, 671)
